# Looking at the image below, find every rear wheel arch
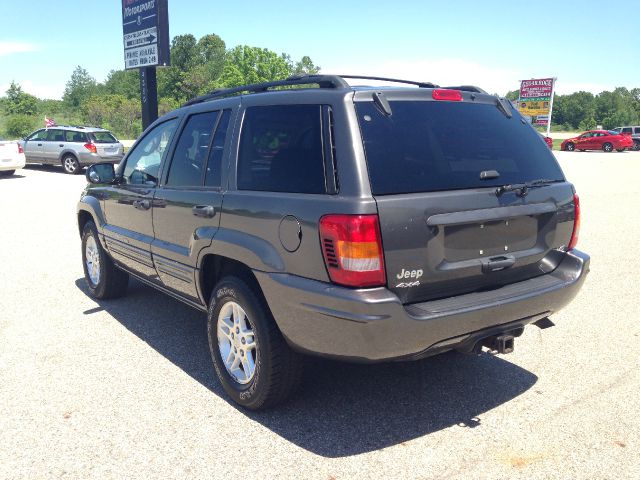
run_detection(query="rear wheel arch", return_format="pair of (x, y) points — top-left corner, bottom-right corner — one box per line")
(199, 254), (264, 308)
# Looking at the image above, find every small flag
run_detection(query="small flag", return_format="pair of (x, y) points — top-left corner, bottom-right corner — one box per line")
(44, 117), (56, 128)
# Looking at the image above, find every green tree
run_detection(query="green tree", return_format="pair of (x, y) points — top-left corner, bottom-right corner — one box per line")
(4, 82), (38, 116)
(292, 56), (320, 75)
(553, 91), (596, 129)
(171, 34), (199, 71)
(104, 69), (139, 99)
(63, 66), (97, 108)
(5, 115), (37, 138)
(504, 89), (519, 101)
(219, 45), (292, 87)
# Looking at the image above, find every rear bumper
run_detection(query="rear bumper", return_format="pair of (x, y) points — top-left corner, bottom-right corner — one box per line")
(78, 152), (123, 165)
(0, 154), (26, 171)
(255, 249), (590, 362)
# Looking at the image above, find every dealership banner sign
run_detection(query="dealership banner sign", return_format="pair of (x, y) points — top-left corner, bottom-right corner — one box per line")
(517, 78), (556, 124)
(518, 78), (555, 120)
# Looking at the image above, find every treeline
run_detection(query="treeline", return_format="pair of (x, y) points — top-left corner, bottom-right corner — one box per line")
(506, 87), (640, 131)
(0, 33), (319, 139)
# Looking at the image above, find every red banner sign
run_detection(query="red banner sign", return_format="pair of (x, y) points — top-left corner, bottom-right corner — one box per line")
(519, 78), (554, 99)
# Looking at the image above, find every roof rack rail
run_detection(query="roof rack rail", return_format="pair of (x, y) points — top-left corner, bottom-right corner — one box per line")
(442, 85), (487, 94)
(338, 75), (437, 89)
(182, 74), (351, 107)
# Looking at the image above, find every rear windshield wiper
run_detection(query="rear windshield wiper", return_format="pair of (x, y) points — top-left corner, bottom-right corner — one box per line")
(495, 178), (562, 197)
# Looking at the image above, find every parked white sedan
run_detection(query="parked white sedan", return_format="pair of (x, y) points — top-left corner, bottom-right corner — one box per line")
(0, 139), (26, 176)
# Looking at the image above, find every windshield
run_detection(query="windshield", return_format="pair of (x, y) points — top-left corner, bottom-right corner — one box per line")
(356, 100), (564, 195)
(89, 131), (118, 143)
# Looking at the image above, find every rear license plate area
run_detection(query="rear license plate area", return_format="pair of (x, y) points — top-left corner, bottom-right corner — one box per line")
(444, 217), (537, 262)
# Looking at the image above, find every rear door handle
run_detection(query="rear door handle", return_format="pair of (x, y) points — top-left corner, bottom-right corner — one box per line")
(192, 205), (215, 218)
(133, 199), (151, 211)
(482, 255), (515, 273)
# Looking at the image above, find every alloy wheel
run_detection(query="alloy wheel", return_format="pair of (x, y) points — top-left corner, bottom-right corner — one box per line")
(85, 235), (101, 287)
(217, 301), (257, 384)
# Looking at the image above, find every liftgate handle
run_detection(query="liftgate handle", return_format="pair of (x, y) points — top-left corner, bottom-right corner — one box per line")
(482, 255), (516, 273)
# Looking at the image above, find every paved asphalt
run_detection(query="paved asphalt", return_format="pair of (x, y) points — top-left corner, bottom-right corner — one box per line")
(1, 152), (639, 479)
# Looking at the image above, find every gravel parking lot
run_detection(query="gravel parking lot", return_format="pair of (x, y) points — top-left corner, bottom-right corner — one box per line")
(1, 152), (639, 480)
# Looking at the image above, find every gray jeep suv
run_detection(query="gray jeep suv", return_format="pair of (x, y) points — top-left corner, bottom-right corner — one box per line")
(77, 75), (589, 410)
(22, 125), (124, 174)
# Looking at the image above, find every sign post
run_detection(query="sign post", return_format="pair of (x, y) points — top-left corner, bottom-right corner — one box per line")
(517, 77), (556, 135)
(121, 0), (170, 129)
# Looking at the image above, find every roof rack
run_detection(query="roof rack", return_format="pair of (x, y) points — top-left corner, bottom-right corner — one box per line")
(338, 75), (437, 89)
(182, 74), (445, 106)
(182, 75), (351, 106)
(442, 85), (487, 94)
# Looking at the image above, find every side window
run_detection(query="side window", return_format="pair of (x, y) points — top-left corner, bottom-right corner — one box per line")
(237, 105), (326, 194)
(65, 131), (87, 143)
(27, 130), (47, 141)
(205, 109), (231, 187)
(123, 119), (178, 186)
(166, 111), (219, 187)
(46, 129), (65, 142)
(622, 127), (632, 134)
(634, 127), (640, 134)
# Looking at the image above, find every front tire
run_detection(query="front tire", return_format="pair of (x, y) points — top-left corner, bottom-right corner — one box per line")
(632, 141), (640, 151)
(81, 221), (129, 299)
(602, 142), (613, 152)
(565, 142), (575, 151)
(0, 170), (16, 177)
(62, 154), (81, 174)
(207, 276), (303, 410)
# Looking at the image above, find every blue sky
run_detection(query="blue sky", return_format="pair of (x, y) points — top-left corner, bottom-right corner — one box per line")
(1, 0), (638, 99)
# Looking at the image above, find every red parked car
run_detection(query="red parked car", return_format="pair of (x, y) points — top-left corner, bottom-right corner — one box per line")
(561, 130), (634, 152)
(540, 133), (553, 149)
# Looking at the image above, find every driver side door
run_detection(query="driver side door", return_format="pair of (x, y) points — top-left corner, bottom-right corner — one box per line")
(101, 118), (180, 280)
(576, 132), (593, 150)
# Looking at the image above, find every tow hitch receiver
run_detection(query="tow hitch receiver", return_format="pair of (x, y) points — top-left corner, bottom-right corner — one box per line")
(482, 334), (515, 354)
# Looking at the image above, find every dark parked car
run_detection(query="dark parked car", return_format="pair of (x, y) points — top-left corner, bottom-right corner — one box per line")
(561, 130), (633, 152)
(77, 75), (589, 409)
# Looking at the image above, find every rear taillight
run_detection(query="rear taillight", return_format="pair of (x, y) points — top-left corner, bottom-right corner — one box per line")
(84, 143), (97, 154)
(432, 89), (463, 101)
(17, 143), (24, 154)
(568, 194), (580, 250)
(319, 214), (386, 287)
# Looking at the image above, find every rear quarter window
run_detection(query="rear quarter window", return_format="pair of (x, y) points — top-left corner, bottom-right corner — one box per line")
(355, 100), (564, 195)
(65, 131), (87, 143)
(90, 132), (118, 143)
(237, 105), (326, 194)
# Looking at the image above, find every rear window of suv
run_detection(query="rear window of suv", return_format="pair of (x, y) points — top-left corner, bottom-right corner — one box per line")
(356, 100), (564, 195)
(89, 131), (118, 143)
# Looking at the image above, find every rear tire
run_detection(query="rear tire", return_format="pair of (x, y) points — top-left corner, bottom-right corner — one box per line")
(81, 221), (129, 299)
(207, 276), (303, 410)
(565, 142), (575, 151)
(62, 154), (81, 174)
(0, 170), (16, 177)
(602, 142), (613, 152)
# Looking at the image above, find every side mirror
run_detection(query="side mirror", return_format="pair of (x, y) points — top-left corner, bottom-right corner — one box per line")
(86, 163), (116, 184)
